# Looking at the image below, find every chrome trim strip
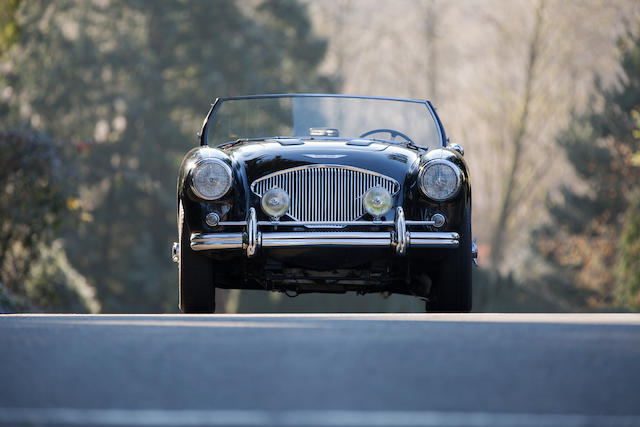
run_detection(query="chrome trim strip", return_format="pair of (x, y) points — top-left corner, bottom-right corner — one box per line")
(410, 239), (459, 248)
(408, 232), (459, 240)
(405, 220), (436, 226)
(191, 234), (243, 243)
(303, 154), (346, 159)
(263, 232), (391, 240)
(261, 238), (392, 248)
(190, 231), (459, 252)
(215, 220), (437, 227)
(191, 233), (243, 250)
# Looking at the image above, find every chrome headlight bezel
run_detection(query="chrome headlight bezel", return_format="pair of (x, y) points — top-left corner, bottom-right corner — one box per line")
(418, 159), (463, 202)
(189, 158), (233, 201)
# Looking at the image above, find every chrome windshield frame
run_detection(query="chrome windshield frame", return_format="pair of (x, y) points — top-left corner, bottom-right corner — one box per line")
(199, 94), (447, 148)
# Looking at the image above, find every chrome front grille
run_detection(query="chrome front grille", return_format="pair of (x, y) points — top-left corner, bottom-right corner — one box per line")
(250, 165), (399, 222)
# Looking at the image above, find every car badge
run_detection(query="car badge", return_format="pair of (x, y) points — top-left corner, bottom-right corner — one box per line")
(303, 154), (346, 159)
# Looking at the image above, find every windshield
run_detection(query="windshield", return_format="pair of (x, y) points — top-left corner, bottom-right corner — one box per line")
(206, 95), (441, 149)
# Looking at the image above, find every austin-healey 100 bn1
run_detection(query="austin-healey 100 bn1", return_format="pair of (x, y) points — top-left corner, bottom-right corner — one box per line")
(172, 94), (477, 313)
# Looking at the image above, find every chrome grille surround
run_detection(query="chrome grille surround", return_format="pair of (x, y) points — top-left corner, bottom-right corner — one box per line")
(250, 165), (400, 222)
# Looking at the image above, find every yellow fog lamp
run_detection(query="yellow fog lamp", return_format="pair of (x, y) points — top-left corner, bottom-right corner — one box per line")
(363, 186), (392, 217)
(261, 188), (290, 219)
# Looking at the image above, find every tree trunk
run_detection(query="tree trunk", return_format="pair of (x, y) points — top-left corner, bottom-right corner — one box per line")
(489, 0), (545, 271)
(425, 0), (438, 102)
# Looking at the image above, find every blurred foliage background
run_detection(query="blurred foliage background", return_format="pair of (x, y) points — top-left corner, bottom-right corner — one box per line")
(0, 0), (639, 313)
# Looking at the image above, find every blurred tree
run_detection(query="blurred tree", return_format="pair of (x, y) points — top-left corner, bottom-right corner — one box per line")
(533, 24), (640, 309)
(24, 240), (100, 313)
(0, 130), (99, 312)
(0, 0), (20, 56)
(0, 130), (70, 289)
(0, 0), (20, 119)
(2, 0), (333, 312)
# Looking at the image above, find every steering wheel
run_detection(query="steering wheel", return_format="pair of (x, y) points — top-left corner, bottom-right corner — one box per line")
(359, 128), (415, 145)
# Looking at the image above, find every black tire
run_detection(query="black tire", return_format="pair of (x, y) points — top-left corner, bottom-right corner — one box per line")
(178, 201), (215, 313)
(426, 205), (472, 312)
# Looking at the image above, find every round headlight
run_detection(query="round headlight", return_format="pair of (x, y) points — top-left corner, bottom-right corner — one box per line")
(419, 159), (462, 201)
(363, 186), (392, 217)
(190, 159), (232, 200)
(261, 187), (290, 218)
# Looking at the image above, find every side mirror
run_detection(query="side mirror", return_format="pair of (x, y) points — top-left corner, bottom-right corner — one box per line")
(448, 143), (464, 156)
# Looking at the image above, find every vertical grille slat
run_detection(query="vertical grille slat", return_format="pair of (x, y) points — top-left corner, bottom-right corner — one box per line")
(251, 165), (399, 222)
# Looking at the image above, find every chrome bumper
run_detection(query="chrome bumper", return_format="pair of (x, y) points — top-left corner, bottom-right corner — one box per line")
(189, 207), (459, 258)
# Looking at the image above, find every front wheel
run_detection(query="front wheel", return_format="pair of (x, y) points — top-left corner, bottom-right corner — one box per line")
(178, 201), (215, 313)
(426, 205), (472, 312)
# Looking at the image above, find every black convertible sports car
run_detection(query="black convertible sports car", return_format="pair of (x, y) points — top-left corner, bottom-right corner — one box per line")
(172, 94), (477, 313)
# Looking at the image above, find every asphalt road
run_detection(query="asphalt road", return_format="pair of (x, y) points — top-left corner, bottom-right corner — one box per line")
(1, 313), (640, 427)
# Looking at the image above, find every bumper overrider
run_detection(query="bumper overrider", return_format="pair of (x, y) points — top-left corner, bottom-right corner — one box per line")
(183, 207), (459, 259)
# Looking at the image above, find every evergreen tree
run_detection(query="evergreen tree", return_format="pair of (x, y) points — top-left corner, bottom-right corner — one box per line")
(615, 110), (640, 309)
(2, 0), (333, 312)
(533, 23), (640, 309)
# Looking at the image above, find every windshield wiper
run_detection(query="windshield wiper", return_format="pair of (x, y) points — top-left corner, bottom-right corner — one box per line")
(218, 136), (306, 148)
(217, 138), (263, 148)
(361, 137), (424, 150)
